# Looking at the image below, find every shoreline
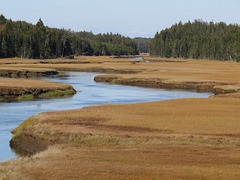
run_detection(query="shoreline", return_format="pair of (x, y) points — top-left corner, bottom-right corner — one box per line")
(94, 75), (236, 94)
(5, 97), (240, 179)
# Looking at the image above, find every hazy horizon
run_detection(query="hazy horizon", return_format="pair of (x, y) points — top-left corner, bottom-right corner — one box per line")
(1, 0), (239, 38)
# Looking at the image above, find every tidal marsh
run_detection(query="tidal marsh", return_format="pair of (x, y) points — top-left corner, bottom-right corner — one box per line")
(1, 56), (240, 179)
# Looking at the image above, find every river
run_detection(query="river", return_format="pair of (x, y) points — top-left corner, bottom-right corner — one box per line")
(0, 72), (212, 162)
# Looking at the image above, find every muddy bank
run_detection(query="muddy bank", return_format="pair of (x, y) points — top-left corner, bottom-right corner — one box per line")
(10, 122), (68, 156)
(94, 75), (240, 95)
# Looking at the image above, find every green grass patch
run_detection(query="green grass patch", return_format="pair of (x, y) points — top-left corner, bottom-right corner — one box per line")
(0, 88), (76, 102)
(38, 89), (76, 99)
(111, 79), (119, 84)
(58, 71), (65, 75)
(11, 117), (38, 138)
(17, 94), (35, 101)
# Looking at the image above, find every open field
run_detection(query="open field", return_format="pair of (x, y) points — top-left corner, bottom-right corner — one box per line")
(1, 143), (240, 180)
(1, 56), (240, 179)
(0, 56), (142, 65)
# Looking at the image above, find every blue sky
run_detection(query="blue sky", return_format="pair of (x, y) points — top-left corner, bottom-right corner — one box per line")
(1, 0), (239, 37)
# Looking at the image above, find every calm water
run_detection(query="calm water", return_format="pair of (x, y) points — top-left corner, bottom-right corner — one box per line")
(0, 72), (212, 162)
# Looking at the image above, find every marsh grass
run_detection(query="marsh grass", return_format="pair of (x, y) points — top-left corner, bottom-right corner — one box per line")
(66, 134), (240, 147)
(38, 89), (76, 99)
(0, 56), (137, 65)
(17, 94), (35, 101)
(11, 117), (38, 139)
(0, 77), (72, 89)
(161, 136), (240, 147)
(67, 135), (146, 146)
(33, 145), (62, 158)
(111, 79), (119, 84)
(0, 78), (76, 102)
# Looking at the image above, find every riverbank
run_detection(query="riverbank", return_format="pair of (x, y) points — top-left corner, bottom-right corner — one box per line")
(0, 65), (77, 101)
(0, 77), (76, 102)
(2, 97), (240, 179)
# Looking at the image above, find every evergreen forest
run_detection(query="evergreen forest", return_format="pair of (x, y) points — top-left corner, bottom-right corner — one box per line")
(0, 15), (138, 59)
(150, 20), (240, 61)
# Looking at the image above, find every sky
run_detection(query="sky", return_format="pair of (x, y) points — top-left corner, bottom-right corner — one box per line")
(0, 0), (239, 38)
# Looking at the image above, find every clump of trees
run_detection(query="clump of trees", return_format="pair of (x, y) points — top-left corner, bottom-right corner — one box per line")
(149, 20), (240, 61)
(0, 15), (138, 59)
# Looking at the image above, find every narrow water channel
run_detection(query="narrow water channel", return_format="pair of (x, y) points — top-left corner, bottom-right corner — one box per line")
(0, 72), (212, 162)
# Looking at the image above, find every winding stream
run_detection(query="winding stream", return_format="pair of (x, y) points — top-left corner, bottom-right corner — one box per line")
(0, 72), (212, 162)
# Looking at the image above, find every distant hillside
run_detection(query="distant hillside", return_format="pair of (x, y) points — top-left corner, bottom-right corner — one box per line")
(133, 37), (152, 53)
(150, 20), (240, 61)
(0, 15), (138, 59)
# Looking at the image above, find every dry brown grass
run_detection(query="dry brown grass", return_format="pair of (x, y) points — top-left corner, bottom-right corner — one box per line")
(0, 56), (140, 65)
(0, 57), (38, 64)
(2, 56), (240, 86)
(0, 77), (71, 89)
(17, 98), (240, 137)
(1, 143), (240, 180)
(0, 66), (56, 73)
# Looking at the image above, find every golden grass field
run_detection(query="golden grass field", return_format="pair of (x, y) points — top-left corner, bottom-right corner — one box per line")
(0, 56), (141, 65)
(1, 56), (240, 179)
(0, 77), (71, 89)
(1, 56), (240, 93)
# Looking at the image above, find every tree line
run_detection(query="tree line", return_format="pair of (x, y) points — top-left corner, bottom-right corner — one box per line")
(133, 37), (152, 53)
(0, 15), (138, 59)
(76, 31), (138, 56)
(149, 20), (240, 61)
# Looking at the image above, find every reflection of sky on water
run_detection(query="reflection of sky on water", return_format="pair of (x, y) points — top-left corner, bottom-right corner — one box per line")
(0, 72), (212, 162)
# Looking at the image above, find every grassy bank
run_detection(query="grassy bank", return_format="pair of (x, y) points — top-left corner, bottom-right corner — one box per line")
(2, 97), (240, 179)
(0, 77), (76, 102)
(0, 67), (58, 78)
